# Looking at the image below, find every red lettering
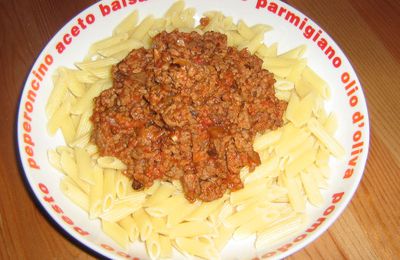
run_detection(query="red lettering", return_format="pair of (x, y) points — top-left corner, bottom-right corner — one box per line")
(24, 111), (32, 122)
(101, 243), (115, 251)
(99, 4), (111, 16)
(332, 192), (344, 203)
(25, 146), (34, 157)
(353, 130), (362, 142)
(52, 204), (64, 214)
(277, 243), (292, 252)
(323, 205), (335, 216)
(38, 183), (49, 194)
(43, 195), (55, 203)
(23, 122), (31, 133)
(341, 72), (350, 83)
(333, 57), (341, 68)
(277, 7), (287, 17)
(63, 33), (72, 45)
(111, 1), (122, 11)
(350, 95), (358, 107)
(117, 252), (131, 258)
(306, 217), (325, 232)
(261, 252), (276, 258)
(352, 111), (364, 125)
(344, 168), (354, 179)
(74, 226), (90, 236)
(23, 133), (34, 146)
(256, 0), (268, 9)
(62, 215), (74, 225)
(294, 233), (307, 242)
(77, 18), (87, 29)
(56, 42), (66, 54)
(28, 158), (40, 169)
(71, 26), (80, 37)
(44, 54), (53, 65)
(31, 79), (40, 91)
(25, 101), (33, 113)
(86, 14), (95, 24)
(128, 0), (137, 4)
(27, 90), (36, 103)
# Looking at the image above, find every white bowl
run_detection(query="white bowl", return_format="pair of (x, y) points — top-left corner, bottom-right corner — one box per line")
(17, 0), (369, 259)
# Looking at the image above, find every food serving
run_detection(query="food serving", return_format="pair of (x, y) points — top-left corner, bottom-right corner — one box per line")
(44, 1), (347, 259)
(91, 30), (287, 202)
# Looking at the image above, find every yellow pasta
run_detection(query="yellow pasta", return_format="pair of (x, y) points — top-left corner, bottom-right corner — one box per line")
(60, 177), (89, 211)
(45, 3), (346, 258)
(102, 219), (129, 248)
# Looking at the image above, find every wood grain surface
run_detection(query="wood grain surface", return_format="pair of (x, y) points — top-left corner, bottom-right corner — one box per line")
(1, 0), (399, 259)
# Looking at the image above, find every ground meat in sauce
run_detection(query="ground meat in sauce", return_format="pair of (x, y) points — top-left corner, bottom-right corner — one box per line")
(91, 30), (287, 202)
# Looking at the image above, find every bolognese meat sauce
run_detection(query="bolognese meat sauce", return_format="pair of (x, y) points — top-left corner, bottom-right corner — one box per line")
(91, 30), (287, 202)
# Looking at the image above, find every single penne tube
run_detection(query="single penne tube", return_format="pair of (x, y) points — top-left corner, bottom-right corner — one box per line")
(278, 44), (307, 59)
(302, 66), (330, 98)
(145, 195), (187, 218)
(143, 182), (175, 207)
(234, 212), (278, 240)
(60, 151), (90, 194)
(286, 92), (318, 127)
(174, 237), (215, 260)
(164, 0), (185, 17)
(240, 32), (264, 54)
(101, 219), (129, 248)
(47, 101), (71, 135)
(113, 10), (139, 35)
(161, 221), (215, 238)
(255, 213), (306, 250)
(264, 64), (292, 78)
(60, 115), (76, 145)
(70, 69), (99, 83)
(275, 79), (295, 91)
(75, 57), (118, 70)
(287, 136), (316, 161)
(115, 171), (132, 199)
(229, 180), (267, 206)
(253, 128), (283, 151)
(102, 168), (116, 212)
(97, 156), (127, 170)
(88, 33), (129, 55)
(185, 196), (226, 221)
(237, 20), (254, 40)
(307, 117), (345, 158)
(63, 68), (86, 97)
(223, 204), (259, 228)
(100, 199), (142, 222)
(214, 224), (235, 251)
(323, 112), (338, 135)
(75, 147), (95, 185)
(85, 66), (112, 79)
(75, 110), (92, 138)
(69, 132), (90, 148)
(282, 174), (306, 212)
(89, 166), (104, 219)
(244, 155), (280, 183)
(263, 57), (300, 68)
(118, 215), (139, 242)
(285, 146), (317, 177)
(133, 208), (153, 241)
(300, 171), (324, 206)
(287, 59), (307, 82)
(60, 177), (89, 211)
(48, 149), (62, 172)
(275, 123), (310, 157)
(46, 73), (68, 118)
(71, 79), (112, 115)
(159, 235), (172, 258)
(98, 39), (143, 57)
(146, 232), (161, 260)
(167, 200), (200, 227)
(257, 42), (278, 58)
(130, 15), (155, 40)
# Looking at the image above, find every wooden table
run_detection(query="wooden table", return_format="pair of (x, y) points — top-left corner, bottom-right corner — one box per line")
(1, 0), (399, 259)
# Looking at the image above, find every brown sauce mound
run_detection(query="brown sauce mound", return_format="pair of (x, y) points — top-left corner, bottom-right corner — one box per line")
(91, 30), (287, 202)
